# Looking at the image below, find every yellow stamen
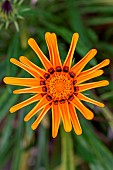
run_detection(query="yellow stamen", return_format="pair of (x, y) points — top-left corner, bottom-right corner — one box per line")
(46, 72), (73, 100)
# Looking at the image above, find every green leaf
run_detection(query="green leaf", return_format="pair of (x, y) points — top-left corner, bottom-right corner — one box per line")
(35, 125), (49, 170)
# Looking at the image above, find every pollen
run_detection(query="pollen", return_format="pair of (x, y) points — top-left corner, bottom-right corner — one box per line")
(46, 72), (74, 100)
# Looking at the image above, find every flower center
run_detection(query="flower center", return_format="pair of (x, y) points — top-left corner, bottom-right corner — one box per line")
(46, 72), (74, 100)
(54, 81), (65, 92)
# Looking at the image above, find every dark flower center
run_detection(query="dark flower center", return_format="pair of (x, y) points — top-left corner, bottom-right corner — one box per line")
(1, 0), (12, 15)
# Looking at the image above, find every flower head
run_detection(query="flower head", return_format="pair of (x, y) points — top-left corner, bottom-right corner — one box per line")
(0, 0), (30, 31)
(4, 32), (110, 138)
(1, 0), (12, 15)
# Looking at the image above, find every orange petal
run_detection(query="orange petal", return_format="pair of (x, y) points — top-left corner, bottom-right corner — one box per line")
(52, 103), (61, 138)
(59, 100), (72, 132)
(10, 94), (42, 113)
(24, 95), (51, 121)
(77, 80), (109, 92)
(10, 58), (39, 78)
(13, 86), (43, 94)
(51, 33), (62, 67)
(28, 38), (53, 70)
(63, 33), (79, 68)
(77, 93), (104, 107)
(4, 77), (41, 87)
(76, 70), (104, 84)
(19, 56), (47, 78)
(69, 95), (94, 120)
(79, 59), (110, 76)
(68, 103), (82, 135)
(31, 104), (51, 130)
(45, 32), (54, 64)
(71, 49), (97, 76)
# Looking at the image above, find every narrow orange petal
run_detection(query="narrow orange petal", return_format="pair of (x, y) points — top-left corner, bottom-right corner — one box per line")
(68, 103), (82, 135)
(76, 70), (104, 84)
(4, 77), (40, 87)
(19, 56), (47, 78)
(77, 80), (109, 92)
(31, 104), (51, 130)
(52, 103), (61, 138)
(51, 33), (62, 68)
(13, 86), (43, 94)
(69, 95), (94, 120)
(10, 58), (39, 78)
(63, 33), (79, 68)
(59, 100), (72, 132)
(45, 32), (54, 64)
(79, 59), (110, 76)
(10, 94), (42, 113)
(71, 49), (97, 76)
(28, 38), (53, 70)
(24, 95), (51, 121)
(77, 93), (104, 107)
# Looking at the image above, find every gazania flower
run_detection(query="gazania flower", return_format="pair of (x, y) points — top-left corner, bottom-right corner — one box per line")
(4, 32), (110, 138)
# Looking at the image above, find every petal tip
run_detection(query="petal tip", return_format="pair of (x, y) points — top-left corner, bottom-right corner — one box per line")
(19, 56), (25, 61)
(91, 49), (97, 54)
(45, 32), (51, 37)
(24, 116), (28, 122)
(105, 59), (110, 65)
(73, 32), (79, 38)
(3, 77), (7, 84)
(52, 130), (58, 138)
(51, 32), (56, 36)
(105, 80), (109, 86)
(9, 107), (14, 113)
(52, 134), (57, 138)
(87, 113), (94, 120)
(76, 130), (82, 135)
(31, 124), (36, 130)
(101, 103), (105, 107)
(10, 58), (15, 63)
(13, 90), (17, 94)
(64, 127), (72, 132)
(28, 38), (34, 45)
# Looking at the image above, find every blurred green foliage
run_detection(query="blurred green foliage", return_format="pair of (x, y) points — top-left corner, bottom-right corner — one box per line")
(0, 0), (113, 170)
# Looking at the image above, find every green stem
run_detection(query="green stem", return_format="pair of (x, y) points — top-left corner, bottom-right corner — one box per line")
(61, 125), (75, 170)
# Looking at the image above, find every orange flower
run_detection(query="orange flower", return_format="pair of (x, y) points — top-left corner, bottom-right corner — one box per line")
(4, 32), (110, 138)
